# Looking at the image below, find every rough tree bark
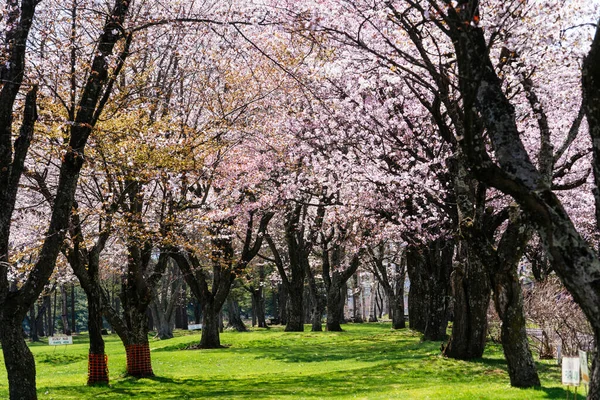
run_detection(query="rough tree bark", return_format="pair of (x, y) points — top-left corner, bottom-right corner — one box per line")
(251, 286), (267, 328)
(322, 241), (360, 332)
(305, 260), (323, 331)
(444, 158), (490, 358)
(407, 239), (453, 341)
(226, 295), (248, 332)
(492, 210), (540, 387)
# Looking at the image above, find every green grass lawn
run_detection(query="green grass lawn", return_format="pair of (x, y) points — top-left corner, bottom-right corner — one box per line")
(0, 323), (571, 399)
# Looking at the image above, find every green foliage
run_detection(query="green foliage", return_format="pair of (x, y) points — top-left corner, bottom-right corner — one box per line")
(0, 324), (567, 399)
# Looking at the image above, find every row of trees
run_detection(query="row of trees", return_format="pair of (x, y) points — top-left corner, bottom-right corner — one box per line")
(1, 0), (599, 398)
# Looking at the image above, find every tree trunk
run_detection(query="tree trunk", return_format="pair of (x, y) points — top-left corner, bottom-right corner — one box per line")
(492, 215), (540, 387)
(352, 273), (363, 322)
(278, 283), (287, 325)
(251, 294), (257, 327)
(0, 313), (37, 400)
(251, 288), (267, 328)
(174, 283), (187, 329)
(368, 280), (378, 322)
(121, 307), (153, 377)
(326, 283), (345, 331)
(60, 284), (71, 335)
(150, 301), (174, 339)
(193, 299), (201, 324)
(493, 271), (540, 387)
(226, 297), (247, 332)
(407, 249), (427, 333)
(306, 261), (322, 332)
(443, 244), (489, 359)
(323, 251), (360, 331)
(389, 289), (405, 330)
(286, 283), (304, 332)
(51, 290), (57, 336)
(407, 241), (452, 338)
(86, 287), (108, 385)
(71, 284), (76, 333)
(423, 241), (453, 341)
(29, 304), (39, 342)
(200, 302), (222, 348)
(444, 159), (489, 357)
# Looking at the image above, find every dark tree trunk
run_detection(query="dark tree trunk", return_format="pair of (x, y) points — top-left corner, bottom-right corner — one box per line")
(306, 261), (323, 332)
(492, 213), (540, 387)
(226, 297), (247, 332)
(286, 283), (305, 332)
(193, 299), (201, 324)
(323, 246), (360, 332)
(150, 301), (174, 340)
(351, 273), (363, 322)
(340, 281), (348, 323)
(390, 289), (405, 330)
(407, 240), (452, 339)
(368, 281), (378, 322)
(71, 284), (76, 333)
(326, 284), (345, 331)
(117, 305), (154, 377)
(146, 307), (154, 331)
(0, 314), (37, 400)
(494, 270), (540, 387)
(407, 249), (427, 333)
(201, 301), (222, 348)
(174, 283), (187, 329)
(251, 294), (257, 327)
(50, 293), (56, 337)
(60, 284), (71, 335)
(444, 159), (489, 357)
(423, 241), (453, 341)
(444, 243), (490, 359)
(376, 285), (384, 319)
(37, 303), (46, 338)
(86, 286), (108, 385)
(278, 283), (287, 325)
(251, 288), (267, 328)
(29, 304), (39, 342)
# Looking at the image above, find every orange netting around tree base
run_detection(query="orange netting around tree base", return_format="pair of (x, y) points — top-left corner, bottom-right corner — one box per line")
(87, 353), (109, 385)
(125, 343), (154, 377)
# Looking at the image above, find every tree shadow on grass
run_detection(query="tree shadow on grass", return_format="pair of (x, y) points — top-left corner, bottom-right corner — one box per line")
(75, 363), (570, 400)
(468, 355), (567, 399)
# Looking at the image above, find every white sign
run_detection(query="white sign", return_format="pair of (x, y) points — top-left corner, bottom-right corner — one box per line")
(187, 324), (202, 331)
(579, 350), (590, 386)
(48, 336), (73, 345)
(562, 357), (580, 386)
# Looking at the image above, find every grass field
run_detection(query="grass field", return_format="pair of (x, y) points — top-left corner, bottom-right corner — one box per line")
(0, 324), (572, 399)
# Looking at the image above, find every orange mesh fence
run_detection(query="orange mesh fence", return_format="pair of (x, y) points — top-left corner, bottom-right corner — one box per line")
(87, 353), (109, 385)
(125, 343), (154, 377)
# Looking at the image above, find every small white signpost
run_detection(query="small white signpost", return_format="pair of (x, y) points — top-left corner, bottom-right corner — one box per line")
(48, 336), (73, 345)
(562, 356), (580, 399)
(187, 324), (202, 331)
